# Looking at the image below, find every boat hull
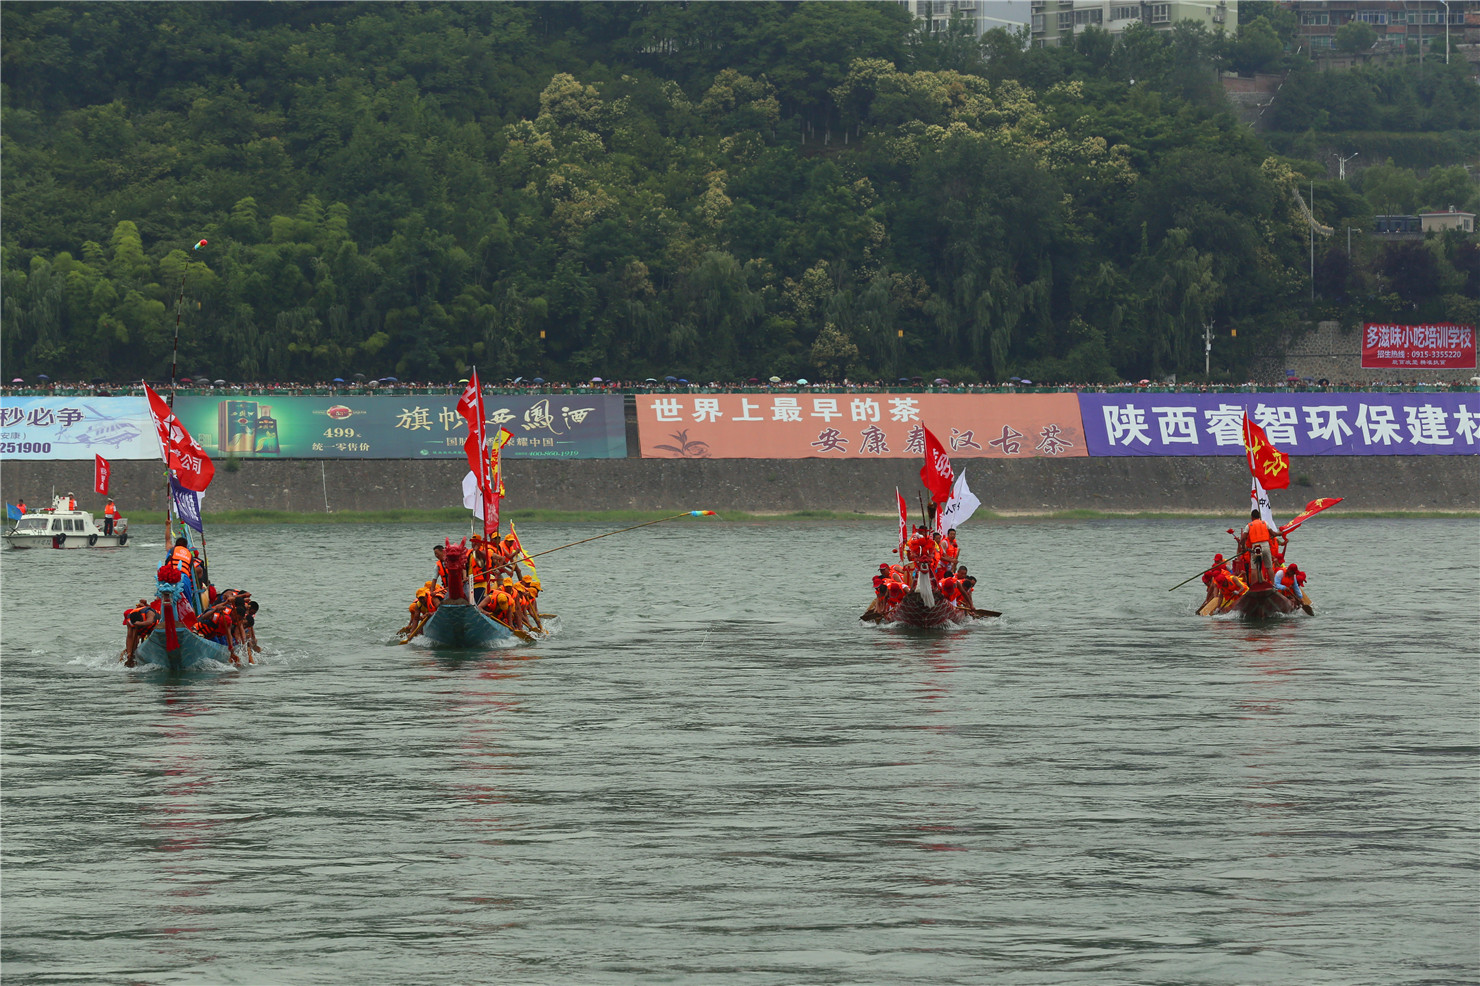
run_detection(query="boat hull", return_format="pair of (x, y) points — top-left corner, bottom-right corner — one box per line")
(6, 532), (128, 549)
(884, 591), (975, 628)
(133, 627), (233, 672)
(421, 599), (514, 649)
(1228, 588), (1301, 619)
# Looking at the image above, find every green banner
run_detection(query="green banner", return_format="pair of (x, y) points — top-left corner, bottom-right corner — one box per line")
(172, 395), (627, 459)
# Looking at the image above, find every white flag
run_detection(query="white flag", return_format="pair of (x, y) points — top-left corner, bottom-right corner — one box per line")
(461, 470), (485, 520)
(936, 471), (981, 531)
(1250, 475), (1276, 529)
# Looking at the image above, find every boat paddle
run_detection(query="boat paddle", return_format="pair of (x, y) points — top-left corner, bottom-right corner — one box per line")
(1168, 550), (1251, 592)
(488, 613), (538, 644)
(488, 511), (719, 580)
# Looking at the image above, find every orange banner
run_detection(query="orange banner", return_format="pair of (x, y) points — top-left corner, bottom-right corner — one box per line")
(636, 393), (1087, 459)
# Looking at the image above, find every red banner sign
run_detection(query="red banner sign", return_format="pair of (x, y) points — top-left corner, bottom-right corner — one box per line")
(1362, 323), (1475, 369)
(636, 394), (1087, 459)
(93, 454), (110, 495)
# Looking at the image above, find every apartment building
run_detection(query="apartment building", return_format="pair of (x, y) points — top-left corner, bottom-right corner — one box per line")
(1029, 1), (1236, 47)
(1289, 1), (1478, 55)
(898, 1), (1032, 37)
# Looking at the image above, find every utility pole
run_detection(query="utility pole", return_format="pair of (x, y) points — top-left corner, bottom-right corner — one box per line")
(1204, 321), (1214, 377)
(1337, 151), (1358, 181)
(1347, 226), (1361, 256)
(1309, 179), (1315, 303)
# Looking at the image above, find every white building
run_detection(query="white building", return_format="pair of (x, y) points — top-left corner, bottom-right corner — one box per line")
(1029, 1), (1236, 47)
(898, 1), (1032, 37)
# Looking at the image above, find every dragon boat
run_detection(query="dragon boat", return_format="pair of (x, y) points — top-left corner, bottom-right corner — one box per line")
(420, 597), (517, 649)
(869, 569), (980, 629)
(862, 429), (997, 630)
(132, 576), (234, 672)
(1190, 412), (1335, 621)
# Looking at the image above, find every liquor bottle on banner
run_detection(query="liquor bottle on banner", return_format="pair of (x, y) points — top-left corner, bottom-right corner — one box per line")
(253, 405), (280, 455)
(219, 400), (258, 454)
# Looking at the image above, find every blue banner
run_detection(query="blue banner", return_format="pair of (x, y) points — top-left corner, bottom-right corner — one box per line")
(1078, 393), (1480, 456)
(6, 503), (22, 521)
(169, 477), (205, 533)
(0, 397), (159, 460)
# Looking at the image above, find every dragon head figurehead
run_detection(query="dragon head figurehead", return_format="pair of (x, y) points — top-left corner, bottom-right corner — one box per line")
(441, 537), (470, 600)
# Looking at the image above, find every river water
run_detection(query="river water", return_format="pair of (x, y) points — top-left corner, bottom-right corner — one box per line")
(2, 517), (1476, 985)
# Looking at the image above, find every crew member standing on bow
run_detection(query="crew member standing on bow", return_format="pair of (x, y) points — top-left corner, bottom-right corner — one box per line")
(1242, 508), (1282, 583)
(102, 498), (119, 536)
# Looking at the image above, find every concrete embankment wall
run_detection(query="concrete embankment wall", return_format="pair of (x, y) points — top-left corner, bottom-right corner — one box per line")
(3, 456), (1476, 515)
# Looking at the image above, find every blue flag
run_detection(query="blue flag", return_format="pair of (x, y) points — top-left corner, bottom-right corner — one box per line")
(169, 477), (205, 533)
(5, 503), (21, 521)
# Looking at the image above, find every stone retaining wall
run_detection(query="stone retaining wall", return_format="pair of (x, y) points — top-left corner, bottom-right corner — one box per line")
(4, 456), (1475, 516)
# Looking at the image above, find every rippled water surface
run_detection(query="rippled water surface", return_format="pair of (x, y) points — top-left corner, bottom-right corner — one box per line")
(2, 517), (1477, 985)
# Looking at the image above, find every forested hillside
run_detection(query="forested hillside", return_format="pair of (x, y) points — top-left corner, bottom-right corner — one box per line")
(2, 2), (1476, 385)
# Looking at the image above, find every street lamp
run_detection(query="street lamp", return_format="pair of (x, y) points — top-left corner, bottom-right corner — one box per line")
(1337, 151), (1358, 181)
(1347, 226), (1362, 256)
(1442, 0), (1451, 64)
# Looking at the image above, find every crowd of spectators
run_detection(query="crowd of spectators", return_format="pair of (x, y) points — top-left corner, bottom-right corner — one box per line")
(2, 374), (1476, 398)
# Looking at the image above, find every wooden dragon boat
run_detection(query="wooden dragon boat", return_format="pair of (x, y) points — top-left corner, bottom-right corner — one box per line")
(866, 569), (990, 629)
(132, 578), (233, 672)
(1190, 413), (1334, 621)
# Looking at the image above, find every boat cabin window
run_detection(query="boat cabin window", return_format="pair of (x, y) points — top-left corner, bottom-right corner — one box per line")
(12, 517), (49, 532)
(67, 518), (82, 531)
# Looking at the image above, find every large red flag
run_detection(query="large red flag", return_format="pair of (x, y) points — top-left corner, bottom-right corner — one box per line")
(94, 454), (110, 496)
(144, 384), (214, 492)
(1242, 413), (1290, 490)
(1279, 497), (1343, 536)
(456, 370), (495, 536)
(919, 425), (954, 503)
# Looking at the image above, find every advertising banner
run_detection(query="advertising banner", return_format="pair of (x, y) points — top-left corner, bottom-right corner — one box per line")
(1362, 323), (1476, 369)
(0, 397), (160, 460)
(1079, 393), (1480, 456)
(171, 395), (627, 459)
(636, 393), (1087, 458)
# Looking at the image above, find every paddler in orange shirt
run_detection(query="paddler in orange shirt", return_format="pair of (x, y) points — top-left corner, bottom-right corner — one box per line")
(1242, 508), (1282, 583)
(941, 528), (961, 572)
(469, 535), (496, 604)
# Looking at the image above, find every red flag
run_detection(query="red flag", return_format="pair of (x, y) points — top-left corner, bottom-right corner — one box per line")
(144, 384), (214, 492)
(1242, 413), (1290, 491)
(486, 428), (512, 533)
(94, 454), (110, 496)
(919, 425), (954, 503)
(1279, 497), (1344, 536)
(896, 487), (908, 556)
(456, 370), (495, 536)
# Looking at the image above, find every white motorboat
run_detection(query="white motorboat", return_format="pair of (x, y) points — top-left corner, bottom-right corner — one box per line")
(5, 494), (130, 549)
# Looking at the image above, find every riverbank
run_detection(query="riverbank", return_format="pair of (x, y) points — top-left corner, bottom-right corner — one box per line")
(4, 456), (1476, 517)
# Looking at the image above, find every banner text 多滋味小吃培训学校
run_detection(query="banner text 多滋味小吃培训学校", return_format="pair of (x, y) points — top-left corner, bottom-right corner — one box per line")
(1362, 323), (1475, 370)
